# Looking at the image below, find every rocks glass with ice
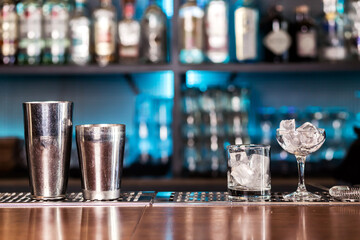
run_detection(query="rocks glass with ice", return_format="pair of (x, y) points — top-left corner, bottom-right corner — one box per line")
(276, 119), (326, 201)
(227, 144), (271, 201)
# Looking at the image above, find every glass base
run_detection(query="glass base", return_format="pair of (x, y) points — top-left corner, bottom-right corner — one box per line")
(228, 189), (271, 202)
(283, 190), (322, 202)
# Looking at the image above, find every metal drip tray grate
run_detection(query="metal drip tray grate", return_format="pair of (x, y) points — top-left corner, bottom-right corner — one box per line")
(0, 191), (156, 207)
(157, 191), (360, 204)
(0, 191), (358, 207)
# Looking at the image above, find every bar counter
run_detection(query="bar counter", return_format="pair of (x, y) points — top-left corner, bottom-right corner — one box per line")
(1, 204), (360, 239)
(0, 178), (359, 240)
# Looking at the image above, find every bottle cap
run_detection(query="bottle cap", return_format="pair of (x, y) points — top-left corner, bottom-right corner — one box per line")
(295, 5), (309, 13)
(275, 4), (284, 12)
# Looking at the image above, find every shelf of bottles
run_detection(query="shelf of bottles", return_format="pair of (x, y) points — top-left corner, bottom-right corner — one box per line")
(0, 0), (169, 67)
(1, 0), (360, 70)
(178, 0), (360, 65)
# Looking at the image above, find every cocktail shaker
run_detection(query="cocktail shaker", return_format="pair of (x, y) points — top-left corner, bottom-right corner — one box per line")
(76, 124), (125, 200)
(23, 101), (73, 200)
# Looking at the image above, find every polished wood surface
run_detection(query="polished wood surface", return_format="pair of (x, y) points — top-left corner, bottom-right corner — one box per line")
(0, 205), (360, 240)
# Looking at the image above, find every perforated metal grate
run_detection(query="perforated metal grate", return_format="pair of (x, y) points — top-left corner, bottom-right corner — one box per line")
(0, 191), (156, 206)
(162, 191), (360, 203)
(0, 191), (358, 207)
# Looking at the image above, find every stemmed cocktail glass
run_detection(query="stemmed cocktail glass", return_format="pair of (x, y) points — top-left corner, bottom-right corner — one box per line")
(276, 126), (326, 201)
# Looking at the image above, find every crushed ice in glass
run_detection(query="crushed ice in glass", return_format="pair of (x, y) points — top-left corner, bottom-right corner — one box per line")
(230, 153), (269, 188)
(280, 119), (295, 131)
(278, 119), (325, 155)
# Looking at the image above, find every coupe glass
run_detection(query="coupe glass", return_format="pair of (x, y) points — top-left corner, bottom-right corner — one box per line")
(276, 128), (326, 201)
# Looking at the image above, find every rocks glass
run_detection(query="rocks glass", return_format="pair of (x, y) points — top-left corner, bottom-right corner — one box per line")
(227, 144), (271, 201)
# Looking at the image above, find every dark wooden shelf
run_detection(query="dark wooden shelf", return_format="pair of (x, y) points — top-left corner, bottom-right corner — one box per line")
(178, 62), (360, 73)
(1, 62), (360, 75)
(0, 64), (172, 75)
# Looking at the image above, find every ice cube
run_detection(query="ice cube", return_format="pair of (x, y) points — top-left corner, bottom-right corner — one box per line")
(282, 131), (301, 153)
(297, 122), (318, 133)
(228, 151), (248, 168)
(249, 154), (270, 173)
(230, 162), (254, 186)
(280, 119), (296, 131)
(249, 154), (270, 189)
(297, 122), (320, 148)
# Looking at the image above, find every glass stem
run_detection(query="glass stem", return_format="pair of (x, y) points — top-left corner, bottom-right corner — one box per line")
(296, 155), (307, 193)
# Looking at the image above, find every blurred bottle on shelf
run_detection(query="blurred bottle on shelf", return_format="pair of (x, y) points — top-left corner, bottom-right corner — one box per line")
(204, 0), (229, 63)
(181, 85), (251, 177)
(257, 107), (276, 146)
(141, 0), (167, 63)
(118, 0), (140, 63)
(347, 0), (360, 59)
(17, 0), (42, 65)
(42, 0), (71, 64)
(0, 0), (18, 65)
(126, 94), (173, 176)
(69, 0), (91, 65)
(321, 0), (347, 61)
(134, 94), (155, 167)
(93, 0), (116, 66)
(262, 4), (291, 63)
(182, 88), (201, 174)
(323, 107), (349, 162)
(153, 98), (172, 175)
(234, 0), (258, 62)
(293, 5), (318, 62)
(226, 86), (250, 145)
(179, 0), (204, 64)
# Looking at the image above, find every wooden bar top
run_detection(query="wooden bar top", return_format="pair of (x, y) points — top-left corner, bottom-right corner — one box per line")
(0, 204), (359, 240)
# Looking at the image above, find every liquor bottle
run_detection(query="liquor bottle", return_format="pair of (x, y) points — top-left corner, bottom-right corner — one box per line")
(69, 0), (91, 65)
(17, 0), (42, 65)
(262, 5), (291, 63)
(204, 0), (228, 63)
(42, 0), (71, 64)
(293, 5), (317, 61)
(118, 0), (140, 63)
(179, 0), (204, 64)
(321, 0), (346, 61)
(93, 0), (116, 66)
(348, 0), (360, 59)
(141, 0), (167, 63)
(234, 0), (258, 62)
(0, 0), (18, 65)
